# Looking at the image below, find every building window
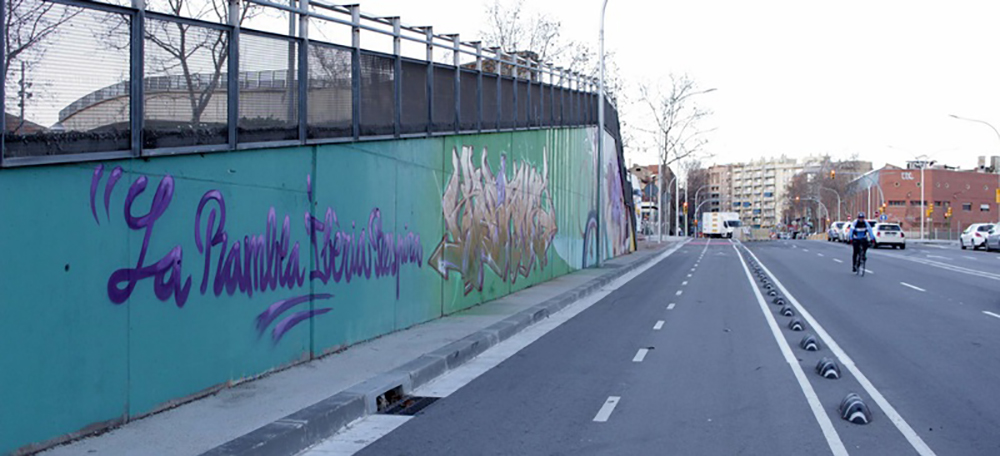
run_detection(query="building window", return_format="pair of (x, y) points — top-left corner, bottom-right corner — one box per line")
(909, 200), (927, 206)
(888, 200), (905, 207)
(963, 203), (973, 211)
(981, 204), (991, 212)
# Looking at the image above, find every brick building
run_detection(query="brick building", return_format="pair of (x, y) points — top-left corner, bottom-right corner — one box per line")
(848, 163), (999, 235)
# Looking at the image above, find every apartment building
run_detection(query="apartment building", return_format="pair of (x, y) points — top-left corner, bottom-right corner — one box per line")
(708, 157), (804, 229)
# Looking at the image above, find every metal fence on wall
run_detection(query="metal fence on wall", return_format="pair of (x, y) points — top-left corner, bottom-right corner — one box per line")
(1, 0), (616, 168)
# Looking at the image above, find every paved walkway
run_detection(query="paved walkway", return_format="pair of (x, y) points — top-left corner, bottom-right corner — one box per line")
(42, 240), (682, 456)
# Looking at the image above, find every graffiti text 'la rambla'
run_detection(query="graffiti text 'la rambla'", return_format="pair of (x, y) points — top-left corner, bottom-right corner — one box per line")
(90, 165), (424, 309)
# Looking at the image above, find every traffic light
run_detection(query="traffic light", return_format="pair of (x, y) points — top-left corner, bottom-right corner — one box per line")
(945, 206), (953, 218)
(882, 202), (887, 213)
(683, 201), (689, 213)
(829, 170), (836, 180)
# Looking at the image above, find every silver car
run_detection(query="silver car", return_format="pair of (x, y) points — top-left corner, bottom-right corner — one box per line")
(986, 227), (1000, 251)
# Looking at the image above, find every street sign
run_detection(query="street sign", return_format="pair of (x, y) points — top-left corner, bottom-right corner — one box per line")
(880, 214), (887, 221)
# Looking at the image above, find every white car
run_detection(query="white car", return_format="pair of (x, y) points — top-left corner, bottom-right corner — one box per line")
(840, 221), (852, 243)
(960, 223), (995, 250)
(872, 223), (905, 249)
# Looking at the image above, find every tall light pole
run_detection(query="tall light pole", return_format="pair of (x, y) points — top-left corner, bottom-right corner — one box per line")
(819, 186), (842, 220)
(658, 173), (678, 242)
(950, 114), (1000, 224)
(597, 0), (609, 266)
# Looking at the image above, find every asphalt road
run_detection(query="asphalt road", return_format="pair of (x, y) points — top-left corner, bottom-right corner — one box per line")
(305, 238), (1000, 455)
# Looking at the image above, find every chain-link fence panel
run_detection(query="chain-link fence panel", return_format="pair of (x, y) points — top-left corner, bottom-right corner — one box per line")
(432, 65), (456, 132)
(143, 18), (229, 149)
(4, 2), (131, 159)
(359, 51), (395, 136)
(400, 58), (428, 134)
(239, 33), (299, 144)
(306, 42), (352, 140)
(459, 70), (478, 131)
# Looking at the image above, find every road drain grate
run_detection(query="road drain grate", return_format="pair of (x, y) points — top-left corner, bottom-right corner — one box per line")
(379, 396), (441, 416)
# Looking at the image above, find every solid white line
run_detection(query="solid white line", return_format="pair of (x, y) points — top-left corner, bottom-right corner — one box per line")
(732, 245), (848, 456)
(833, 259), (843, 263)
(667, 303), (676, 310)
(593, 396), (621, 422)
(682, 281), (688, 286)
(742, 245), (937, 456)
(675, 290), (683, 296)
(900, 282), (926, 292)
(633, 348), (650, 362)
(653, 320), (665, 330)
(301, 415), (412, 455)
(983, 311), (1000, 320)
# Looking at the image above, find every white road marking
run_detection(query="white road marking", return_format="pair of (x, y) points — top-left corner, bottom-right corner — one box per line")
(299, 415), (412, 455)
(833, 259), (843, 263)
(803, 249), (810, 252)
(667, 303), (676, 310)
(983, 311), (1000, 320)
(901, 282), (926, 292)
(741, 245), (937, 456)
(687, 274), (692, 278)
(963, 256), (976, 260)
(927, 255), (950, 260)
(413, 241), (689, 400)
(865, 269), (874, 274)
(818, 253), (825, 257)
(653, 320), (665, 330)
(690, 268), (696, 272)
(633, 348), (650, 362)
(682, 281), (688, 286)
(732, 245), (848, 456)
(593, 396), (621, 422)
(675, 290), (683, 296)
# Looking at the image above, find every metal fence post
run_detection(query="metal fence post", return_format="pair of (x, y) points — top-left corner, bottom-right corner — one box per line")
(474, 41), (482, 132)
(131, 0), (146, 156)
(495, 48), (502, 130)
(423, 26), (433, 135)
(548, 64), (555, 126)
(512, 54), (519, 129)
(350, 4), (360, 140)
(450, 34), (460, 133)
(227, 0), (240, 148)
(391, 17), (401, 138)
(1, 0), (7, 165)
(297, 0), (310, 142)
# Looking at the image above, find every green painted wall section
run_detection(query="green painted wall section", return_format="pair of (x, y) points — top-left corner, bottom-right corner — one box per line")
(0, 127), (634, 455)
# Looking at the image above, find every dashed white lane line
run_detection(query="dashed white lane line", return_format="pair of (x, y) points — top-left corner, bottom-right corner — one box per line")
(833, 259), (843, 263)
(983, 311), (1000, 320)
(675, 290), (683, 296)
(818, 253), (825, 257)
(865, 268), (874, 274)
(682, 281), (688, 286)
(926, 255), (950, 260)
(687, 274), (692, 278)
(690, 268), (696, 272)
(593, 396), (621, 422)
(653, 320), (665, 330)
(803, 249), (810, 252)
(963, 256), (976, 260)
(633, 348), (650, 362)
(667, 303), (676, 310)
(901, 282), (926, 292)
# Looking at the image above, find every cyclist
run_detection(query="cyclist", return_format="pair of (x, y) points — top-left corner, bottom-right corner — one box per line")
(850, 212), (875, 273)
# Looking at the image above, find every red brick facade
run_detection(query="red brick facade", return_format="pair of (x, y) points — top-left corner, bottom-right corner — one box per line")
(850, 167), (999, 233)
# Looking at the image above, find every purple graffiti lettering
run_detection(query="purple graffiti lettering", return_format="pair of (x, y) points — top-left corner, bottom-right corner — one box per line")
(272, 308), (332, 343)
(255, 293), (333, 337)
(307, 174), (313, 202)
(104, 166), (124, 222)
(107, 175), (192, 307)
(90, 165), (104, 225)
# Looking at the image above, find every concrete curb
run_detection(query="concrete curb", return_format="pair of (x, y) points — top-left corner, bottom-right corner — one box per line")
(200, 245), (677, 456)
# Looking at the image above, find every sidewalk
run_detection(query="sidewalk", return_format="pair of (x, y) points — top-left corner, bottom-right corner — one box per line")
(42, 240), (683, 456)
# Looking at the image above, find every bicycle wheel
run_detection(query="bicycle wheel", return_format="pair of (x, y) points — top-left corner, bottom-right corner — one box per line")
(859, 254), (866, 277)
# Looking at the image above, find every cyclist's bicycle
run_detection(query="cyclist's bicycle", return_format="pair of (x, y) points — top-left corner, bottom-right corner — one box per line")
(852, 241), (868, 276)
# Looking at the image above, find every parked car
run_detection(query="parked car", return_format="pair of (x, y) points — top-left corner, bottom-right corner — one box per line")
(827, 221), (846, 241)
(960, 223), (994, 250)
(840, 221), (853, 243)
(985, 228), (1000, 251)
(872, 223), (905, 249)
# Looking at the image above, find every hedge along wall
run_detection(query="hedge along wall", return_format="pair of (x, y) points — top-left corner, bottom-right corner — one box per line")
(0, 126), (635, 455)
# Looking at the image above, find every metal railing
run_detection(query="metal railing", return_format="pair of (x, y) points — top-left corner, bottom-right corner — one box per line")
(1, 0), (615, 167)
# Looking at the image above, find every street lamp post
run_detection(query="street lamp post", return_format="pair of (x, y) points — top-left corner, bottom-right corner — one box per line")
(950, 114), (1000, 224)
(819, 186), (842, 220)
(659, 173), (678, 242)
(597, 0), (609, 266)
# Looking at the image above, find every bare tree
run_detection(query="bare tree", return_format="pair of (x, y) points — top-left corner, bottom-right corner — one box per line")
(4, 0), (79, 131)
(480, 0), (563, 63)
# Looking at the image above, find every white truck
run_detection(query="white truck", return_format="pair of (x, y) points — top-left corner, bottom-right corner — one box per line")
(702, 212), (741, 238)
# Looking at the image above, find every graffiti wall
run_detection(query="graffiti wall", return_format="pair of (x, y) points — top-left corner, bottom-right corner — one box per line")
(0, 127), (633, 454)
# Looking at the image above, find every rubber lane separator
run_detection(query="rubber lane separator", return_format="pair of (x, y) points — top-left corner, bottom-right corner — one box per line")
(900, 282), (926, 292)
(741, 244), (937, 456)
(733, 245), (848, 456)
(983, 311), (1000, 320)
(653, 320), (665, 330)
(593, 396), (621, 422)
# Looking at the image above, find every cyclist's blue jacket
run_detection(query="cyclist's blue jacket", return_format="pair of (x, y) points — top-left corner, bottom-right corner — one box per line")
(851, 220), (876, 242)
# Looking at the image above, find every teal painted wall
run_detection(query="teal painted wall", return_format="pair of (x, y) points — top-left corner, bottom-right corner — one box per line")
(0, 127), (634, 455)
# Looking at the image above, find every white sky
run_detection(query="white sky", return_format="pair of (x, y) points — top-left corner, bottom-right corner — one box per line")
(362, 0), (1000, 170)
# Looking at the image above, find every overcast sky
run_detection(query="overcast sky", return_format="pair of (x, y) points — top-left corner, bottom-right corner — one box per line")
(363, 0), (1000, 170)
